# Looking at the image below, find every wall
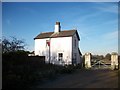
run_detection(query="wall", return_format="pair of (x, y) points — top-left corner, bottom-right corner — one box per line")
(35, 38), (50, 62)
(72, 33), (81, 64)
(35, 37), (72, 65)
(50, 36), (72, 65)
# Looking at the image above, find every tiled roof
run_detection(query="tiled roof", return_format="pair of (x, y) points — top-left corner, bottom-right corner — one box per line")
(34, 30), (80, 40)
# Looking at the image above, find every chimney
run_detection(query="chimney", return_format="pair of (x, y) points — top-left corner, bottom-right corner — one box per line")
(54, 22), (61, 33)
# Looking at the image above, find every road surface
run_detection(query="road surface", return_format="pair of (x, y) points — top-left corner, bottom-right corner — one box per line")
(31, 69), (118, 88)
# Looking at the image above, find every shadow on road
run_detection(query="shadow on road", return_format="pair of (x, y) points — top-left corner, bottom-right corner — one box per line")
(30, 69), (118, 88)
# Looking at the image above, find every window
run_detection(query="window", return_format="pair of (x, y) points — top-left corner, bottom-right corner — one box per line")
(73, 53), (77, 64)
(58, 53), (63, 61)
(75, 39), (76, 47)
(74, 53), (77, 60)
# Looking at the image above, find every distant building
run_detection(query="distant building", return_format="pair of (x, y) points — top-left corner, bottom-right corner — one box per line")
(34, 22), (82, 65)
(28, 51), (35, 56)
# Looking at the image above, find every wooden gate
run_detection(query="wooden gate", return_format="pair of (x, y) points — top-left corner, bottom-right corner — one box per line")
(91, 59), (111, 69)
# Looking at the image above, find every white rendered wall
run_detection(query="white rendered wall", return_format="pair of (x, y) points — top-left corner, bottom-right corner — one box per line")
(35, 38), (50, 62)
(35, 37), (72, 65)
(50, 37), (72, 65)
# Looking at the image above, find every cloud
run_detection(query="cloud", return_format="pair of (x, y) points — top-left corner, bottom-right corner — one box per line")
(97, 7), (118, 14)
(81, 13), (97, 20)
(95, 3), (118, 14)
(102, 19), (118, 25)
(76, 12), (101, 23)
(77, 30), (92, 41)
(102, 30), (118, 40)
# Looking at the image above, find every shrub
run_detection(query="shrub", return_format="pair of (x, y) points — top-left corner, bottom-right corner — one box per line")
(3, 53), (78, 89)
(59, 65), (75, 74)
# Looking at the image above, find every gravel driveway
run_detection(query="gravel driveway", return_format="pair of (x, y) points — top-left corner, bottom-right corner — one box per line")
(31, 69), (118, 88)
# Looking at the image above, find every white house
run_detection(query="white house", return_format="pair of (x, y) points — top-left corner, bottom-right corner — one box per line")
(34, 22), (82, 65)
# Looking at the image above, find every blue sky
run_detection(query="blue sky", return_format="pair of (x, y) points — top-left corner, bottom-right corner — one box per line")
(2, 2), (118, 55)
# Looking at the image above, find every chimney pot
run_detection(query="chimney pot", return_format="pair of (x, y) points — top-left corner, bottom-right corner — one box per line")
(56, 22), (60, 25)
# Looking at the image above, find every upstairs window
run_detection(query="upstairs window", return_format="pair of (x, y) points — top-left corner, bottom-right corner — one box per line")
(75, 39), (76, 48)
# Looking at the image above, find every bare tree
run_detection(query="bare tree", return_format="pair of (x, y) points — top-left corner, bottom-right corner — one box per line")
(2, 37), (26, 53)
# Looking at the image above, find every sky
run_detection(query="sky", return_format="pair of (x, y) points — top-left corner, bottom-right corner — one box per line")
(2, 2), (118, 55)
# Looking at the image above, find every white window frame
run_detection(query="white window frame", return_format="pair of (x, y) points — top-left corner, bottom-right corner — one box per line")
(57, 52), (63, 61)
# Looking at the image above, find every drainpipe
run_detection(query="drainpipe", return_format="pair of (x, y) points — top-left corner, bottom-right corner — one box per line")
(49, 38), (51, 64)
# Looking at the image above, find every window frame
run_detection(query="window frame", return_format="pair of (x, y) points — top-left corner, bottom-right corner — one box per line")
(74, 39), (76, 48)
(58, 53), (63, 61)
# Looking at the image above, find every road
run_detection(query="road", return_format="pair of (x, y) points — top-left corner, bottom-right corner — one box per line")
(31, 69), (118, 88)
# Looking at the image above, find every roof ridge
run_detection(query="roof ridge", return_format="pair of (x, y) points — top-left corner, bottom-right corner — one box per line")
(41, 31), (53, 34)
(41, 30), (76, 34)
(61, 29), (76, 32)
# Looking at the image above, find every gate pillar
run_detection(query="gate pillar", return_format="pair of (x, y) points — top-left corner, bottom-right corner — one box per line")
(111, 52), (118, 70)
(85, 52), (91, 69)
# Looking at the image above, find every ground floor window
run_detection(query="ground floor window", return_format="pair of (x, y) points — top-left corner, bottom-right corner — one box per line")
(72, 53), (77, 64)
(58, 53), (63, 61)
(74, 53), (77, 60)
